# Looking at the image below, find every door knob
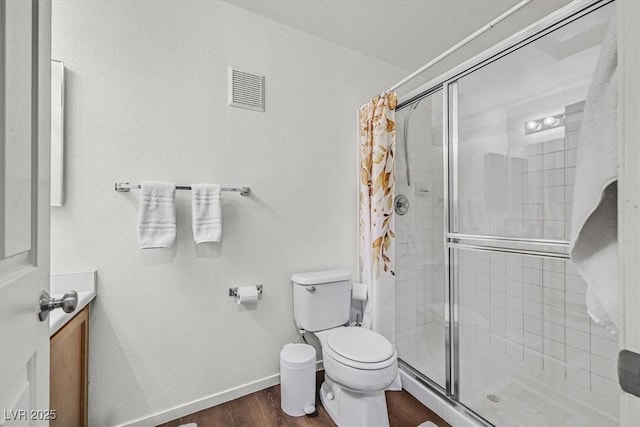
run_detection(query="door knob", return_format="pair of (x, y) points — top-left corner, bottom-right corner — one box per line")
(38, 290), (78, 321)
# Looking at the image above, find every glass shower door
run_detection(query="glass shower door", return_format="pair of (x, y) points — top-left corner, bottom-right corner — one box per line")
(448, 2), (618, 425)
(395, 90), (446, 389)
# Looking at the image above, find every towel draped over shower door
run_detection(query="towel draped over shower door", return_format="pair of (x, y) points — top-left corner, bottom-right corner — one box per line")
(359, 92), (397, 344)
(570, 14), (619, 336)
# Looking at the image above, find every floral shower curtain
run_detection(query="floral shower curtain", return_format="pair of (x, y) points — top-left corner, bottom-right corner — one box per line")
(359, 92), (397, 345)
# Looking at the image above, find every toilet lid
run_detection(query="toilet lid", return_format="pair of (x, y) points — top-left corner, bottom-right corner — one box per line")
(326, 327), (394, 363)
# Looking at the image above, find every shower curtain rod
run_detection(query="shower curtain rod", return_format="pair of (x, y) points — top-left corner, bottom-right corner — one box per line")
(387, 0), (532, 93)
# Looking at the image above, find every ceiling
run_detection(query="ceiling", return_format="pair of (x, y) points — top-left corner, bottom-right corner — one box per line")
(223, 0), (573, 88)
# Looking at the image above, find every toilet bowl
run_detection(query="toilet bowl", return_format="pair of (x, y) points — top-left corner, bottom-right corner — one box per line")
(291, 270), (398, 427)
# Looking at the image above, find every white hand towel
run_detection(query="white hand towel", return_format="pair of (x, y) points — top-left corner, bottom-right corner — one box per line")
(192, 184), (222, 243)
(137, 181), (177, 249)
(570, 14), (618, 335)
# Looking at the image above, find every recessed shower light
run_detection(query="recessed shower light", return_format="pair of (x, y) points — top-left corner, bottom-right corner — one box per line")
(526, 121), (541, 131)
(524, 113), (565, 135)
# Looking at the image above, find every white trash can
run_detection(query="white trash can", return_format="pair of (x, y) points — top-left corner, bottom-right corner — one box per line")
(280, 343), (316, 416)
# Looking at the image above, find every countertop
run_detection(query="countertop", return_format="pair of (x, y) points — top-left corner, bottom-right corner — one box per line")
(50, 271), (97, 336)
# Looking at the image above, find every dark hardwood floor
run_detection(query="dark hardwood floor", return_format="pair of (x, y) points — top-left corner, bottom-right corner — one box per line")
(159, 371), (449, 427)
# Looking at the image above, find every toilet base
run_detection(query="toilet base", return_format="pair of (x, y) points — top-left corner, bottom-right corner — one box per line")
(319, 376), (390, 427)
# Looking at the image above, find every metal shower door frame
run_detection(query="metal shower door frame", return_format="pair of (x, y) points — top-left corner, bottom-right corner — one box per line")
(394, 1), (616, 425)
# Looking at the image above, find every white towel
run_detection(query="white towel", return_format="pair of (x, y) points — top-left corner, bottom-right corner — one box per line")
(137, 181), (177, 249)
(191, 184), (222, 243)
(570, 14), (618, 336)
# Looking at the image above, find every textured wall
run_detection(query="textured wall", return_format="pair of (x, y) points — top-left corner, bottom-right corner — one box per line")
(50, 1), (405, 425)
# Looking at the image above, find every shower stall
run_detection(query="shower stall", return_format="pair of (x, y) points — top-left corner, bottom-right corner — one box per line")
(394, 1), (619, 425)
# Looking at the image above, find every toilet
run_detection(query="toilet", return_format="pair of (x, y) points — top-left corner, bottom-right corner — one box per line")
(291, 269), (397, 427)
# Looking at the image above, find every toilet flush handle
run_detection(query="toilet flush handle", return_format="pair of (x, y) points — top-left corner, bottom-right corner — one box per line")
(306, 286), (316, 293)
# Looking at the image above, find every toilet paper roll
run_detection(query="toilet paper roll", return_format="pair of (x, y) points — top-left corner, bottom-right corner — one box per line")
(352, 282), (368, 302)
(236, 285), (259, 305)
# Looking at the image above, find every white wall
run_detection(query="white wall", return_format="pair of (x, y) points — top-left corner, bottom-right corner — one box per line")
(50, 1), (405, 425)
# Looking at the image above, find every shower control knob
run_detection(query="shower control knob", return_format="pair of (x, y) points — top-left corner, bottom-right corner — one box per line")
(395, 194), (410, 216)
(38, 290), (78, 321)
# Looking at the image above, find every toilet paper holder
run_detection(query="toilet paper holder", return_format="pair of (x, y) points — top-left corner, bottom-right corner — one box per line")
(229, 284), (263, 297)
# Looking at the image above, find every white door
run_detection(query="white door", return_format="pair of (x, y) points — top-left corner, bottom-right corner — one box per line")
(0, 1), (51, 425)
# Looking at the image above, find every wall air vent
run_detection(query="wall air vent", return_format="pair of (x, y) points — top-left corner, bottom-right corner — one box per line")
(228, 67), (265, 112)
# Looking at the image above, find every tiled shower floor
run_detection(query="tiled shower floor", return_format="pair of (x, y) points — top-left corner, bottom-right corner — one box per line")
(397, 324), (617, 427)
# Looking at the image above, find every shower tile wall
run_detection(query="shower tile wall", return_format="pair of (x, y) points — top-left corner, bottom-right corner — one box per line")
(394, 94), (446, 387)
(395, 136), (444, 334)
(460, 252), (618, 417)
(459, 100), (618, 418)
(485, 101), (585, 239)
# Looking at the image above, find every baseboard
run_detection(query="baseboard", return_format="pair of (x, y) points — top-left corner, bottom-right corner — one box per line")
(116, 360), (325, 427)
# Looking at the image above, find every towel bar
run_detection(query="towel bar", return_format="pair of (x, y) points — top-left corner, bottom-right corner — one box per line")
(115, 182), (250, 196)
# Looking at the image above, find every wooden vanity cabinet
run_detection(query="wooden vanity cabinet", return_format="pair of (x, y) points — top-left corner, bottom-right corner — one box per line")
(50, 305), (89, 427)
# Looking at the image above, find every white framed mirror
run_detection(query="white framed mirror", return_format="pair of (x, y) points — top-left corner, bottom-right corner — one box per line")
(51, 59), (65, 206)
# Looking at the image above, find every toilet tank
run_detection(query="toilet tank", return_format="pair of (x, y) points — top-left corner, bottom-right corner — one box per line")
(292, 270), (351, 332)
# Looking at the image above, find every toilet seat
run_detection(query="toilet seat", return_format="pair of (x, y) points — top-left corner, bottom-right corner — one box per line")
(323, 327), (396, 370)
(319, 326), (398, 393)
